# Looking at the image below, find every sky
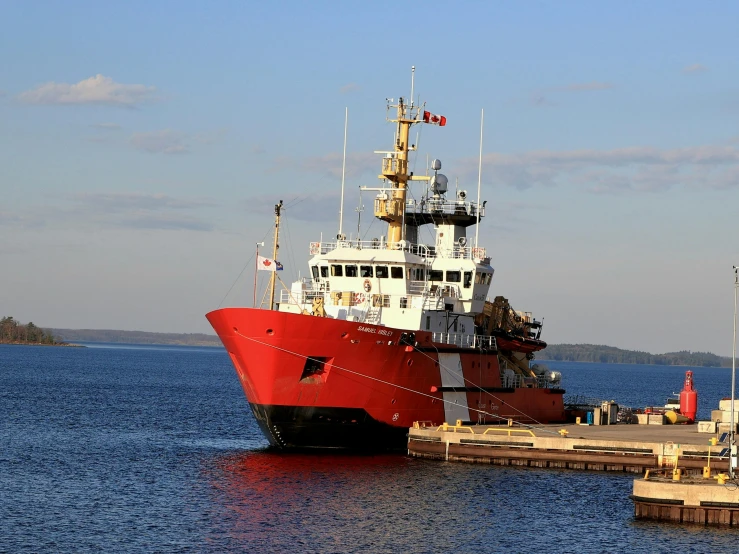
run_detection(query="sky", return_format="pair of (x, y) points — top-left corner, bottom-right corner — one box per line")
(2, 1), (739, 355)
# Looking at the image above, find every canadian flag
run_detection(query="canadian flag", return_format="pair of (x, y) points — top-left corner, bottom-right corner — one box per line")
(257, 255), (284, 271)
(423, 110), (447, 126)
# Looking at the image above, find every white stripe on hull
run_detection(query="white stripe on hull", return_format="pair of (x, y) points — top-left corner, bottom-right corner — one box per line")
(438, 353), (465, 387)
(438, 353), (470, 422)
(441, 391), (470, 424)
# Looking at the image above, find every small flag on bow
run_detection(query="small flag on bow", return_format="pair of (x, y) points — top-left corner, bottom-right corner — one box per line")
(423, 110), (447, 126)
(257, 255), (284, 271)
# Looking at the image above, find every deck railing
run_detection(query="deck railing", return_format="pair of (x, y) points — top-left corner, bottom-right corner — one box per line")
(431, 332), (497, 350)
(309, 240), (486, 261)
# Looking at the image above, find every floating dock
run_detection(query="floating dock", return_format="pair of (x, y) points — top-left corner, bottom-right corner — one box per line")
(407, 422), (730, 474)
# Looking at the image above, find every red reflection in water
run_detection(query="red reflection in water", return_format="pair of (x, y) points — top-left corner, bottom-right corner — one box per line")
(201, 451), (416, 549)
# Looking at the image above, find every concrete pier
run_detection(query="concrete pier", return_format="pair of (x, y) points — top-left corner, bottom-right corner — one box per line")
(408, 422), (730, 474)
(632, 474), (739, 525)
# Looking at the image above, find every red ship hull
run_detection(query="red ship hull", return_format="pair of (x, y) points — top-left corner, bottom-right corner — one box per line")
(207, 308), (565, 450)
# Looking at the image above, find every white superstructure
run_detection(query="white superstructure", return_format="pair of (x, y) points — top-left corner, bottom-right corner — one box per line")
(278, 93), (494, 343)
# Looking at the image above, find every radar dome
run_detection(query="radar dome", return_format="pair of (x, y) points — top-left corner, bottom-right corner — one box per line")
(430, 173), (448, 195)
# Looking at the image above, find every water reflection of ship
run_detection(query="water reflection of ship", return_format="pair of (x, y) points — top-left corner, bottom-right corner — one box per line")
(204, 451), (416, 545)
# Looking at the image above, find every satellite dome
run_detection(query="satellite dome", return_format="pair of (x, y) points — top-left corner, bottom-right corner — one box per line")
(430, 173), (448, 195)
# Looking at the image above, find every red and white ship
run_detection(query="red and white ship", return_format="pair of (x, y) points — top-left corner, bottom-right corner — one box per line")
(207, 78), (565, 449)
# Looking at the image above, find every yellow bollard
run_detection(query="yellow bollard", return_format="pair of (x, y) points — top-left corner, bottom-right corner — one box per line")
(673, 468), (682, 481)
(704, 438), (714, 479)
(715, 473), (728, 485)
(559, 429), (569, 437)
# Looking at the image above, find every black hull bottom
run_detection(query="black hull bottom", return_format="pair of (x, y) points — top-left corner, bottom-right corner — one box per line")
(249, 404), (410, 451)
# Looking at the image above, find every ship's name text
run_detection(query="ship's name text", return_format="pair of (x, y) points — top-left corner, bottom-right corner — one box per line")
(357, 326), (394, 337)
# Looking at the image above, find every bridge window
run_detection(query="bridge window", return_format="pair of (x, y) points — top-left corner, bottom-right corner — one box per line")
(360, 265), (373, 278)
(311, 266), (319, 280)
(474, 272), (481, 284)
(464, 271), (472, 288)
(391, 266), (403, 279)
(429, 270), (443, 281)
(331, 264), (343, 277)
(376, 266), (388, 278)
(446, 271), (461, 283)
(345, 265), (358, 277)
(320, 266), (329, 278)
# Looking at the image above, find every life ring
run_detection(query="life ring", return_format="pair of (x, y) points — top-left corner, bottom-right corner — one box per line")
(363, 279), (372, 293)
(353, 292), (366, 304)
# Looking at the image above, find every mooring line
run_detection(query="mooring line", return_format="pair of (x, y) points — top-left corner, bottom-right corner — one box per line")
(232, 328), (562, 436)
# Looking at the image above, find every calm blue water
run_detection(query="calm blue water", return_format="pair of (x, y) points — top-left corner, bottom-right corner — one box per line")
(2, 344), (738, 553)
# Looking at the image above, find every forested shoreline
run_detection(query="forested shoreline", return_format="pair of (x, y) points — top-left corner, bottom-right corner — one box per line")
(0, 316), (66, 345)
(50, 328), (222, 347)
(539, 343), (732, 367)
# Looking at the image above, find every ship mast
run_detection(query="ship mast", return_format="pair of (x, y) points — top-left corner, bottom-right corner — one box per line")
(268, 200), (283, 310)
(375, 68), (438, 246)
(376, 98), (433, 245)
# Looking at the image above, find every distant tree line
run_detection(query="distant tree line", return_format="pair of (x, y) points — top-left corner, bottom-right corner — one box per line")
(50, 328), (222, 347)
(540, 343), (731, 367)
(1, 316), (60, 345)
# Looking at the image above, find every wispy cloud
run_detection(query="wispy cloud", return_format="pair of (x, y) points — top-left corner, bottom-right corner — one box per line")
(531, 94), (556, 107)
(340, 83), (360, 94)
(91, 122), (122, 130)
(562, 81), (615, 91)
(531, 81), (615, 106)
(70, 192), (217, 212)
(18, 74), (157, 107)
(682, 64), (707, 74)
(130, 129), (188, 154)
(69, 192), (217, 231)
(456, 144), (739, 193)
(0, 211), (39, 227)
(128, 128), (226, 155)
(117, 213), (214, 231)
(272, 151), (377, 179)
(247, 191), (343, 222)
(0, 192), (218, 232)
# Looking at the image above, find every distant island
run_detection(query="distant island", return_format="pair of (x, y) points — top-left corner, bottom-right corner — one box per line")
(49, 328), (222, 347)
(539, 343), (732, 368)
(4, 318), (734, 366)
(1, 316), (69, 346)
